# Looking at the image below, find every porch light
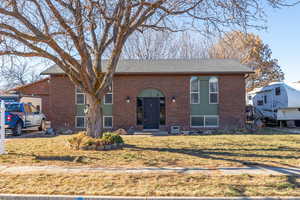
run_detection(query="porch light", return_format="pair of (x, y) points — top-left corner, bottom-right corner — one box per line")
(171, 97), (176, 103)
(126, 96), (130, 103)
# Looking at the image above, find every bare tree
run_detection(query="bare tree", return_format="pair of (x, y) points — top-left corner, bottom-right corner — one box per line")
(209, 31), (285, 91)
(123, 30), (173, 59)
(123, 31), (211, 59)
(0, 57), (41, 89)
(0, 0), (297, 137)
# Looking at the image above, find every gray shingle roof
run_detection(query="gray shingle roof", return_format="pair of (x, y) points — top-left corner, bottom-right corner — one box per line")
(41, 59), (252, 75)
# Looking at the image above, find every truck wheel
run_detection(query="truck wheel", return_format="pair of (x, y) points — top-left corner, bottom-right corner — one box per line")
(39, 120), (46, 131)
(12, 121), (22, 136)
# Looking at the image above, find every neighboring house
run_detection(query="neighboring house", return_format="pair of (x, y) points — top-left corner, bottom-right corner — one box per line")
(37, 59), (252, 131)
(10, 78), (50, 120)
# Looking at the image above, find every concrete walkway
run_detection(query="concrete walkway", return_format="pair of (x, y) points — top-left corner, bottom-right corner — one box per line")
(0, 165), (300, 176)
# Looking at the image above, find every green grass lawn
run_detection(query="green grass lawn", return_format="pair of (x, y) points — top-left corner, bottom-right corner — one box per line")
(1, 133), (300, 168)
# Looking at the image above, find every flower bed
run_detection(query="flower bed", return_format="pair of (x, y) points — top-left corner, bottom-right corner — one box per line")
(67, 132), (124, 151)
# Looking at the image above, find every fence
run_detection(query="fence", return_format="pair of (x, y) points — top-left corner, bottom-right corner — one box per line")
(0, 100), (5, 155)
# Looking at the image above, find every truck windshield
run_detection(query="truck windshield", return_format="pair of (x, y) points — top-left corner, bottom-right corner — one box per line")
(5, 104), (21, 112)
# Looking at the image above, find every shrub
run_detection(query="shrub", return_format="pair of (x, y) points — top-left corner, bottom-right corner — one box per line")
(67, 132), (87, 150)
(67, 131), (124, 150)
(103, 132), (124, 144)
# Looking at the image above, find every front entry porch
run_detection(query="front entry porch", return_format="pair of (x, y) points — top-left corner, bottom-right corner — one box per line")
(136, 89), (166, 131)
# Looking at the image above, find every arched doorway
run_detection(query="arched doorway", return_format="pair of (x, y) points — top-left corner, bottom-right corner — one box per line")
(137, 89), (165, 130)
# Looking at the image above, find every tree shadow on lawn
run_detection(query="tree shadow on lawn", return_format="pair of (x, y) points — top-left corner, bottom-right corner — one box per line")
(125, 144), (300, 176)
(6, 152), (95, 164)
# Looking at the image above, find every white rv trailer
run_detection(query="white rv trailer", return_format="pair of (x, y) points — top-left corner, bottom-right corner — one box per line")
(247, 82), (300, 122)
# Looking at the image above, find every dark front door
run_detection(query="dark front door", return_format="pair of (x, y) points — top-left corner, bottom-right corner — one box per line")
(143, 98), (160, 129)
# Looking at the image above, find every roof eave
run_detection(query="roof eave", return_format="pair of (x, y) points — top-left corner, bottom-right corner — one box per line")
(41, 71), (254, 76)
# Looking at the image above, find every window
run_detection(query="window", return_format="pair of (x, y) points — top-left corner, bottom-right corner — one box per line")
(275, 87), (281, 96)
(103, 116), (113, 128)
(103, 83), (113, 104)
(257, 100), (263, 106)
(104, 93), (113, 104)
(264, 95), (267, 104)
(205, 116), (219, 127)
(191, 115), (219, 128)
(24, 104), (32, 113)
(136, 98), (143, 125)
(5, 104), (21, 112)
(30, 105), (38, 113)
(191, 116), (204, 127)
(159, 98), (166, 125)
(190, 76), (200, 104)
(209, 77), (219, 104)
(75, 116), (86, 128)
(76, 87), (86, 105)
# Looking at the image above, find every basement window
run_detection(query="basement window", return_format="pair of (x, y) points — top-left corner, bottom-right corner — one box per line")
(191, 115), (219, 128)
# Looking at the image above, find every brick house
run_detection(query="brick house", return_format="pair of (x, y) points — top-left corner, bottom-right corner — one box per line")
(18, 59), (252, 131)
(10, 78), (51, 119)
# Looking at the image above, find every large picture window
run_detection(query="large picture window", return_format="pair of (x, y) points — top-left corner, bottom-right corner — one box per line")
(191, 115), (219, 128)
(209, 77), (218, 104)
(190, 76), (200, 104)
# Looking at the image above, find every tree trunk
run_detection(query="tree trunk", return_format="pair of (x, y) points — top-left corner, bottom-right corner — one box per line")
(85, 93), (103, 138)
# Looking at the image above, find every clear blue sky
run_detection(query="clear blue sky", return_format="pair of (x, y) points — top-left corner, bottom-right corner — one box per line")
(255, 4), (300, 83)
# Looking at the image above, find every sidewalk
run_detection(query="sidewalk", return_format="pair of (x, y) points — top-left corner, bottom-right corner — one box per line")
(0, 165), (300, 176)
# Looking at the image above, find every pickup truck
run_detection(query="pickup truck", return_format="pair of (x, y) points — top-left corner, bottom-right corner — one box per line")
(4, 102), (46, 135)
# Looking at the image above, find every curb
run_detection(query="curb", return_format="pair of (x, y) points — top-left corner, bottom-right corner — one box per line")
(0, 194), (300, 200)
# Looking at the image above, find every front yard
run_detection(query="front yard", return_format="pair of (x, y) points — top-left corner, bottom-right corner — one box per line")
(1, 133), (300, 196)
(1, 133), (300, 168)
(1, 173), (299, 196)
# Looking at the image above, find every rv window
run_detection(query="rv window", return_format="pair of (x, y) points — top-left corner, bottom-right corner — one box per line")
(257, 100), (263, 106)
(264, 96), (267, 104)
(248, 96), (252, 100)
(275, 87), (281, 96)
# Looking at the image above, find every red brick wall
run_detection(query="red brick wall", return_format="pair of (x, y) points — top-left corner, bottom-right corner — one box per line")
(219, 75), (246, 129)
(47, 73), (246, 130)
(113, 75), (190, 131)
(49, 75), (75, 130)
(15, 79), (50, 119)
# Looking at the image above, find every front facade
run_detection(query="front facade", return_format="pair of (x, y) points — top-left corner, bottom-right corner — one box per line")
(40, 59), (251, 131)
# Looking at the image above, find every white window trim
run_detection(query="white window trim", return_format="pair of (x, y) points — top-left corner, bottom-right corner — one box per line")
(103, 115), (113, 128)
(75, 87), (86, 105)
(103, 92), (113, 105)
(103, 82), (113, 105)
(75, 93), (86, 105)
(75, 116), (86, 128)
(190, 115), (219, 128)
(190, 77), (200, 104)
(209, 77), (219, 104)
